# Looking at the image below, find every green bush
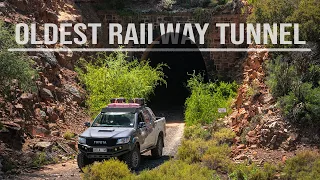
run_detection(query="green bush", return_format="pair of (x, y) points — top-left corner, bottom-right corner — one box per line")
(137, 160), (219, 180)
(76, 51), (166, 116)
(184, 73), (237, 126)
(82, 159), (133, 180)
(183, 124), (211, 140)
(229, 163), (277, 180)
(266, 53), (320, 127)
(213, 127), (236, 145)
(177, 138), (210, 163)
(0, 21), (37, 95)
(266, 56), (299, 98)
(248, 0), (320, 42)
(63, 130), (75, 140)
(32, 152), (50, 168)
(201, 143), (232, 171)
(282, 151), (320, 180)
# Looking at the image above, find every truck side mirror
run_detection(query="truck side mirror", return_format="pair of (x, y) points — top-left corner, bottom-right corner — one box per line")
(84, 122), (91, 127)
(138, 122), (146, 128)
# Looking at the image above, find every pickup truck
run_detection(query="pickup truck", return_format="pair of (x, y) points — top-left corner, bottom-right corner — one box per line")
(77, 98), (166, 170)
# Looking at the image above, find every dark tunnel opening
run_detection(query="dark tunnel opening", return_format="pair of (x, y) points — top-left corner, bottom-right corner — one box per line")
(145, 33), (208, 110)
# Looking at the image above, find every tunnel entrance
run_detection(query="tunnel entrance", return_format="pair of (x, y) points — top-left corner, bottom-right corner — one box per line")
(144, 33), (208, 110)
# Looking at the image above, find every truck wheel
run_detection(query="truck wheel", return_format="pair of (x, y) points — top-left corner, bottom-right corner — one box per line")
(123, 144), (141, 170)
(77, 152), (91, 171)
(151, 135), (163, 158)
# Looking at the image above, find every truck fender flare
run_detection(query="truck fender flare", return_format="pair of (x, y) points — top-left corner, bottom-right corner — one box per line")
(132, 137), (140, 149)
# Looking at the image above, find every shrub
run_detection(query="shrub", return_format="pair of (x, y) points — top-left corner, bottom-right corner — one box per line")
(213, 127), (236, 145)
(248, 0), (320, 43)
(228, 163), (277, 180)
(184, 73), (237, 126)
(201, 143), (232, 171)
(266, 56), (299, 98)
(63, 131), (75, 140)
(266, 53), (320, 127)
(76, 51), (166, 116)
(184, 124), (211, 140)
(137, 160), (219, 180)
(177, 138), (211, 163)
(0, 21), (37, 95)
(282, 151), (320, 179)
(32, 152), (50, 168)
(159, 0), (176, 10)
(82, 159), (133, 180)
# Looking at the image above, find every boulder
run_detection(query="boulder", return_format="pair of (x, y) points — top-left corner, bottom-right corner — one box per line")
(39, 88), (54, 101)
(64, 84), (84, 103)
(34, 142), (52, 151)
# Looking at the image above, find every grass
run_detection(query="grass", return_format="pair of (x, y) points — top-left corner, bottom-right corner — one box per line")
(63, 130), (75, 140)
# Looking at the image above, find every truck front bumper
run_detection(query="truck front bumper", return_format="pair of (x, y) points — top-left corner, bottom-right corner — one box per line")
(78, 143), (131, 159)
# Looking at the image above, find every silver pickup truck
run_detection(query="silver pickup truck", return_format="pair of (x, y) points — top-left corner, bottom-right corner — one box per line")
(77, 98), (166, 170)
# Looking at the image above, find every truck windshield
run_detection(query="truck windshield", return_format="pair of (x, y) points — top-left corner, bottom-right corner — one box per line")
(91, 112), (135, 127)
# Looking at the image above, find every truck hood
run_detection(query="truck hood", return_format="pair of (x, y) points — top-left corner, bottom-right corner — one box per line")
(80, 127), (135, 138)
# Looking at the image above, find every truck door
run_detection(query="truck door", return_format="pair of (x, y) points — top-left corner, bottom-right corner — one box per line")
(142, 109), (155, 148)
(137, 112), (149, 150)
(146, 107), (159, 146)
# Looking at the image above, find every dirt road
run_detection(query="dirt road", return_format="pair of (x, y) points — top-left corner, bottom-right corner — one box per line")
(10, 110), (184, 180)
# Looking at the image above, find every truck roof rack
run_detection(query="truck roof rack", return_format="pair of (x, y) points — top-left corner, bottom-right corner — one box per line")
(109, 98), (145, 106)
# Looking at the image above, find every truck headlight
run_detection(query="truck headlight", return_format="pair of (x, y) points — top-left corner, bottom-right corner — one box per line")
(116, 137), (130, 144)
(78, 137), (86, 144)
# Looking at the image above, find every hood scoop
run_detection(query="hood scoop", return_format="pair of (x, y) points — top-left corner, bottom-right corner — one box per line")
(98, 129), (115, 132)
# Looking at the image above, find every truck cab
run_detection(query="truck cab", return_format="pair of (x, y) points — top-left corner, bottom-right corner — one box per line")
(77, 98), (166, 170)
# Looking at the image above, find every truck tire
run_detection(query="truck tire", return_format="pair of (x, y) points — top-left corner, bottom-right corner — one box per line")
(77, 152), (91, 171)
(123, 144), (141, 170)
(151, 135), (163, 158)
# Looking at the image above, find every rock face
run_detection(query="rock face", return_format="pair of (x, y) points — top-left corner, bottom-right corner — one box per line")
(229, 45), (295, 151)
(0, 0), (92, 173)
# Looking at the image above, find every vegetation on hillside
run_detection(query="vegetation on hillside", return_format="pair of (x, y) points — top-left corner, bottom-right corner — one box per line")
(248, 0), (320, 129)
(0, 21), (37, 96)
(76, 51), (166, 116)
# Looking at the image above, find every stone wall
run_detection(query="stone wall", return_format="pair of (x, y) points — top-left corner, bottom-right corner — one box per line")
(94, 6), (247, 79)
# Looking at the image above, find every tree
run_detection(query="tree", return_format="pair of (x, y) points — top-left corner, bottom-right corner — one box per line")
(76, 51), (167, 115)
(0, 21), (37, 95)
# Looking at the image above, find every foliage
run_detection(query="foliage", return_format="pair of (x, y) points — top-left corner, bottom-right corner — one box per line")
(266, 51), (320, 127)
(201, 143), (232, 171)
(183, 124), (211, 140)
(76, 51), (166, 116)
(184, 73), (237, 126)
(266, 56), (299, 98)
(0, 21), (37, 95)
(82, 159), (133, 180)
(32, 152), (50, 168)
(159, 0), (176, 10)
(248, 0), (320, 42)
(228, 163), (278, 180)
(178, 0), (229, 8)
(212, 127), (236, 145)
(282, 151), (320, 180)
(63, 131), (75, 140)
(177, 138), (210, 163)
(137, 160), (219, 180)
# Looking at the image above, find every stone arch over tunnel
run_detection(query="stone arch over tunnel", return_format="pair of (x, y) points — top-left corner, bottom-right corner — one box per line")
(142, 33), (208, 109)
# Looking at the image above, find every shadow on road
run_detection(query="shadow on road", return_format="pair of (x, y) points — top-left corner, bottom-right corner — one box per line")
(137, 155), (173, 172)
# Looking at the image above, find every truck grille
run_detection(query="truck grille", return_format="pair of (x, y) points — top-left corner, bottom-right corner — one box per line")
(86, 138), (117, 146)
